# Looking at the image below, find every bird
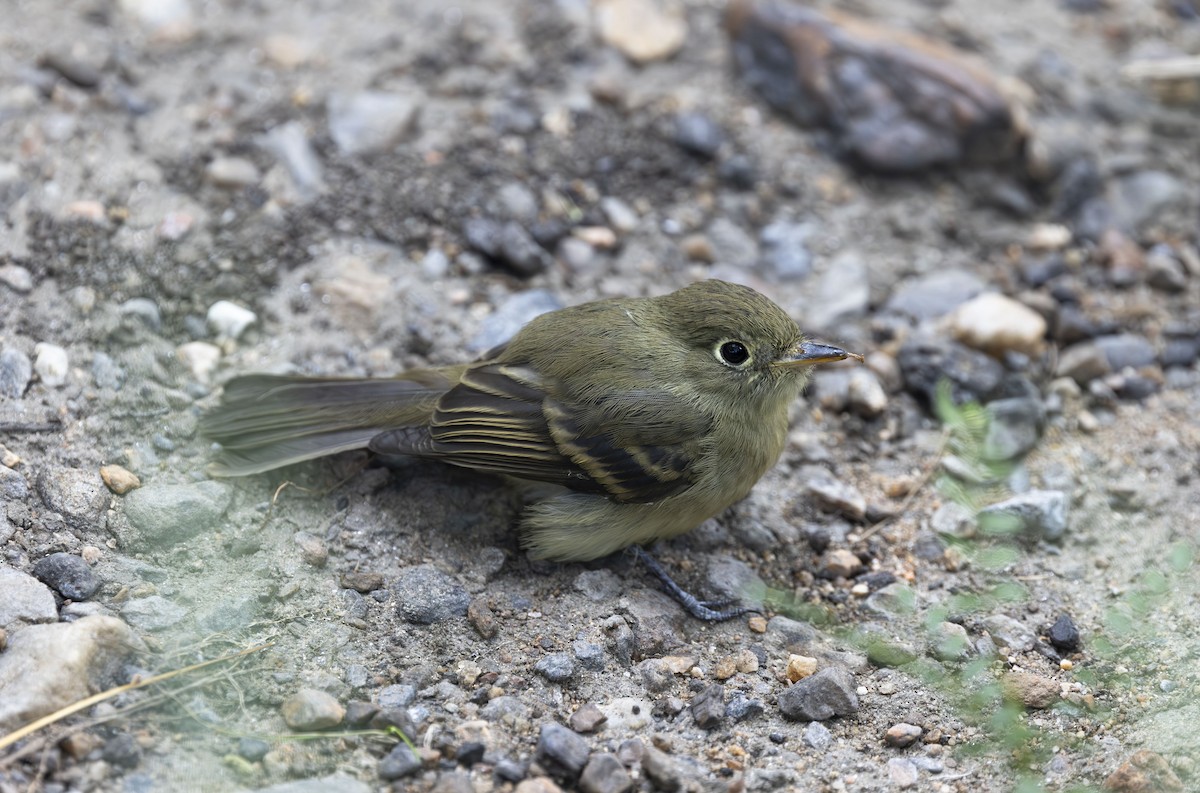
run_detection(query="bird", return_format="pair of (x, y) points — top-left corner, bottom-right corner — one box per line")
(200, 279), (859, 618)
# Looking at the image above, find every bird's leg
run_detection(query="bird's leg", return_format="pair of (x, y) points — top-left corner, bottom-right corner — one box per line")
(630, 546), (757, 621)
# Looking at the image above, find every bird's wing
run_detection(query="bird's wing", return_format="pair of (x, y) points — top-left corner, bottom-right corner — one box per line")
(368, 363), (709, 503)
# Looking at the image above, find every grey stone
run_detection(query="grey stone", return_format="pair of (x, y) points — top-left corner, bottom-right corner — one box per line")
(0, 464), (29, 499)
(252, 775), (372, 793)
(982, 614), (1036, 653)
(1056, 341), (1110, 383)
(462, 218), (551, 276)
(778, 667), (859, 721)
(928, 501), (976, 537)
(535, 652), (576, 683)
(801, 465), (866, 520)
(758, 220), (814, 281)
(886, 269), (985, 321)
(32, 553), (100, 600)
(123, 481), (233, 545)
(706, 217), (758, 266)
(327, 90), (421, 155)
(802, 720), (832, 750)
(36, 467), (108, 530)
(690, 683), (725, 729)
(120, 595), (188, 632)
(259, 120), (325, 198)
(673, 112), (724, 158)
(807, 250), (871, 330)
(978, 489), (1069, 541)
(378, 683), (417, 710)
(469, 289), (563, 353)
(573, 569), (622, 602)
(0, 565), (58, 627)
(928, 621), (972, 662)
(1048, 613), (1080, 652)
(641, 745), (685, 792)
(0, 615), (145, 732)
(493, 181), (539, 221)
(118, 298), (162, 331)
(536, 721), (590, 779)
(766, 615), (819, 649)
(704, 555), (764, 611)
(898, 336), (1007, 407)
(0, 347), (32, 398)
(281, 688), (345, 730)
(726, 691), (765, 722)
(984, 397), (1045, 460)
(888, 757), (920, 789)
(579, 751), (634, 793)
(480, 695), (529, 722)
(573, 640), (606, 671)
(394, 564), (470, 624)
(1110, 170), (1189, 232)
(195, 593), (260, 633)
(1093, 334), (1157, 371)
(92, 351), (126, 389)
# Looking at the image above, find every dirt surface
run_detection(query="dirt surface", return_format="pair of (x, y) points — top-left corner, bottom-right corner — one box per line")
(1, 0), (1199, 792)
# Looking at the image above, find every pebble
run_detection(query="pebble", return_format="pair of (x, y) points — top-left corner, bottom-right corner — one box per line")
(32, 553), (99, 601)
(100, 464), (141, 494)
(0, 615), (144, 732)
(1110, 170), (1189, 233)
(797, 722), (832, 752)
(467, 597), (498, 639)
(1048, 613), (1080, 652)
(887, 757), (920, 789)
(897, 336), (1006, 406)
(846, 369), (888, 417)
(569, 703), (608, 733)
(462, 218), (552, 277)
(978, 489), (1069, 541)
(1056, 341), (1111, 384)
(259, 120), (326, 198)
(885, 723), (923, 748)
(32, 342), (69, 387)
(579, 752), (633, 793)
(341, 570), (383, 593)
(206, 300), (257, 340)
(118, 0), (195, 39)
(281, 688), (345, 730)
(802, 466), (866, 520)
(574, 569), (622, 602)
(393, 564), (470, 624)
(1146, 245), (1188, 292)
(726, 692), (765, 722)
(123, 481), (233, 545)
(706, 217), (758, 267)
(1027, 223), (1072, 251)
(819, 548), (863, 579)
(600, 197), (638, 234)
(1003, 671), (1060, 709)
(92, 352), (126, 389)
(641, 746), (685, 791)
(786, 654), (818, 682)
(328, 90), (421, 155)
(594, 0), (687, 64)
(984, 397), (1045, 460)
(0, 263), (33, 292)
(573, 640), (606, 671)
(535, 652), (576, 683)
(673, 112), (723, 159)
(253, 776), (372, 793)
(237, 737), (270, 762)
(1104, 749), (1184, 793)
(949, 293), (1047, 357)
(119, 297), (162, 330)
(690, 683), (725, 729)
(1094, 334), (1157, 371)
(778, 667), (859, 721)
(0, 565), (58, 628)
(120, 595), (187, 632)
(536, 722), (590, 779)
(704, 555), (764, 610)
(378, 744), (422, 780)
(481, 695), (529, 723)
(928, 621), (972, 662)
(886, 270), (985, 321)
(206, 156), (260, 189)
(101, 732), (142, 768)
(758, 220), (814, 281)
(176, 341), (222, 383)
(0, 347), (32, 398)
(982, 614), (1037, 653)
(37, 466), (108, 529)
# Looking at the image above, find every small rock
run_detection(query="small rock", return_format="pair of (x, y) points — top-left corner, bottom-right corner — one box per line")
(786, 654), (818, 682)
(1109, 170), (1189, 234)
(984, 397), (1045, 460)
(259, 120), (326, 198)
(983, 614), (1037, 653)
(0, 263), (33, 292)
(704, 555), (764, 610)
(328, 90), (421, 155)
(341, 570), (383, 593)
(928, 621), (972, 662)
(1145, 245), (1188, 293)
(101, 732), (142, 768)
(819, 548), (863, 579)
(758, 220), (814, 281)
(1048, 614), (1080, 652)
(206, 300), (257, 340)
(394, 564), (470, 624)
(1104, 749), (1184, 792)
(886, 270), (986, 321)
(536, 721), (590, 780)
(0, 348), (33, 398)
(725, 691), (765, 722)
(378, 744), (422, 780)
(673, 112), (723, 158)
(569, 703), (608, 733)
(641, 745), (685, 791)
(206, 156), (260, 189)
(1094, 334), (1157, 371)
(467, 597), (498, 639)
(897, 336), (1007, 406)
(573, 569), (622, 602)
(808, 250), (871, 330)
(1003, 671), (1059, 709)
(378, 684), (416, 710)
(36, 466), (107, 529)
(1056, 341), (1111, 384)
(600, 198), (639, 233)
(888, 757), (920, 789)
(535, 652), (576, 683)
(33, 343), (69, 388)
(778, 667), (859, 721)
(120, 596), (187, 632)
(594, 0), (687, 64)
(0, 465), (28, 500)
(281, 688), (345, 730)
(294, 532), (327, 567)
(573, 641), (606, 671)
(579, 752), (633, 793)
(254, 776), (372, 793)
(885, 723), (923, 748)
(119, 297), (162, 330)
(802, 466), (867, 520)
(0, 566), (58, 628)
(706, 217), (758, 266)
(463, 218), (552, 277)
(949, 293), (1047, 357)
(978, 489), (1069, 541)
(929, 501), (976, 537)
(847, 369), (888, 417)
(176, 341), (222, 383)
(100, 464), (141, 495)
(237, 737), (270, 762)
(32, 553), (99, 601)
(690, 683), (725, 729)
(793, 723), (830, 754)
(123, 481), (233, 545)
(0, 615), (145, 732)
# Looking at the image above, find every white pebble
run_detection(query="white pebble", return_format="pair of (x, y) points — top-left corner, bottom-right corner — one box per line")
(176, 342), (221, 383)
(33, 343), (69, 388)
(206, 300), (257, 340)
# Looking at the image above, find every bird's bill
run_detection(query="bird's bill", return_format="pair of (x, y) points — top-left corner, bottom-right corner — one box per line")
(773, 341), (863, 370)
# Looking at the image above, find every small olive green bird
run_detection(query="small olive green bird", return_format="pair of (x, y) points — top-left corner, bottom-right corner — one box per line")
(202, 279), (855, 573)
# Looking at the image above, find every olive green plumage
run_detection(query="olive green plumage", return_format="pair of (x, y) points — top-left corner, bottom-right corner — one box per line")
(200, 280), (853, 561)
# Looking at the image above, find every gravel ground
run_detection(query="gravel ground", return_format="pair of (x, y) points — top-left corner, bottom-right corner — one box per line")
(1, 0), (1199, 792)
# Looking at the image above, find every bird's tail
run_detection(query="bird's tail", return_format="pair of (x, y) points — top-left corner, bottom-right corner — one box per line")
(200, 372), (455, 476)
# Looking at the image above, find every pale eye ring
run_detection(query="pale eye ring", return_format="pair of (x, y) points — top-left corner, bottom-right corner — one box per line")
(716, 340), (751, 367)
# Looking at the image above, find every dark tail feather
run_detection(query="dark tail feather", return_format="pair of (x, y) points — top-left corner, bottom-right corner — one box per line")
(200, 374), (446, 476)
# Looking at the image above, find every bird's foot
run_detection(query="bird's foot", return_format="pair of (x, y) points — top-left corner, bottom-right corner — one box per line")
(631, 546), (757, 621)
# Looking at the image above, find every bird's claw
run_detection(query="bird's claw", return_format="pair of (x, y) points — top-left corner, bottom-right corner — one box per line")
(630, 546), (759, 622)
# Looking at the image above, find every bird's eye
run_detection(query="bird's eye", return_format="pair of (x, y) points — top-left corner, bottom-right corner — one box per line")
(717, 341), (750, 367)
